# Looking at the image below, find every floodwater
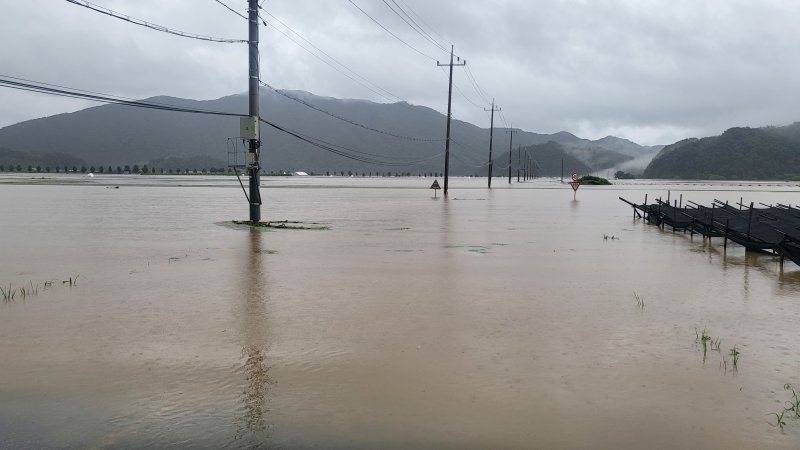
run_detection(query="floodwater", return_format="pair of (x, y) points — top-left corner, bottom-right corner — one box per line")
(1, 174), (799, 449)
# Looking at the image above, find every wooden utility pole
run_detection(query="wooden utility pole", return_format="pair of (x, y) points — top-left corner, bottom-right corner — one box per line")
(437, 45), (466, 197)
(484, 99), (501, 188)
(506, 127), (517, 184)
(246, 0), (262, 222)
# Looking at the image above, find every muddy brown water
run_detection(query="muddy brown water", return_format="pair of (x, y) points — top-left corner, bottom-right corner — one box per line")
(1, 174), (799, 448)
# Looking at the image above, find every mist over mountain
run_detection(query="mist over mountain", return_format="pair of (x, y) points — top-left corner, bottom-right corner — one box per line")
(644, 123), (800, 180)
(0, 89), (658, 175)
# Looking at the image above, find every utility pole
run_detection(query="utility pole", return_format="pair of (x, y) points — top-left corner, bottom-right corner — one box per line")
(246, 0), (262, 222)
(484, 99), (500, 188)
(437, 45), (466, 197)
(506, 127), (517, 184)
(517, 147), (521, 182)
(523, 151), (528, 181)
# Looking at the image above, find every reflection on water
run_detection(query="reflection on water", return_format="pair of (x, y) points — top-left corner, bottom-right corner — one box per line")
(234, 229), (274, 442)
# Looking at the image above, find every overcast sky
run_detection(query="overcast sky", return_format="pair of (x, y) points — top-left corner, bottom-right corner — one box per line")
(1, 0), (799, 145)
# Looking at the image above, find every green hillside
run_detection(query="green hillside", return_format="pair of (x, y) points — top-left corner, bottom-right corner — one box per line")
(644, 123), (800, 180)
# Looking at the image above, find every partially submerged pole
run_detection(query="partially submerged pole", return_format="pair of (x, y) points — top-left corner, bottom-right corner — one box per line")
(437, 45), (465, 197)
(247, 0), (262, 222)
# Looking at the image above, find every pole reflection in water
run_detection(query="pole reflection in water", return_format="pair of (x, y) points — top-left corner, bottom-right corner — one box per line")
(234, 228), (275, 442)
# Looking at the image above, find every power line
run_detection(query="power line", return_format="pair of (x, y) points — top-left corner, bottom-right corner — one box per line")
(397, 0), (450, 48)
(438, 67), (485, 109)
(258, 9), (403, 102)
(212, 0), (247, 20)
(381, 0), (448, 54)
(0, 75), (245, 117)
(347, 0), (437, 61)
(259, 117), (441, 167)
(64, 0), (247, 43)
(260, 81), (444, 142)
(464, 65), (492, 105)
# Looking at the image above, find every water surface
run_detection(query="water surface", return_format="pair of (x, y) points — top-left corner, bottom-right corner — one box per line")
(1, 174), (799, 448)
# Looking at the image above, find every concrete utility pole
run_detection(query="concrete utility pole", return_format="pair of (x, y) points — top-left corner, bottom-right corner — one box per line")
(484, 99), (501, 188)
(437, 45), (466, 197)
(247, 0), (262, 222)
(506, 127), (517, 184)
(517, 147), (521, 182)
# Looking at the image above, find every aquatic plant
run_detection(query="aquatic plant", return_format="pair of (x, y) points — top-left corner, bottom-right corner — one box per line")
(730, 346), (740, 368)
(769, 410), (787, 431)
(785, 384), (800, 418)
(634, 292), (644, 308)
(0, 284), (15, 301)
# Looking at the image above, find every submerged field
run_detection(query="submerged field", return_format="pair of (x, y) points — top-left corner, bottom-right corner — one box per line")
(1, 174), (799, 448)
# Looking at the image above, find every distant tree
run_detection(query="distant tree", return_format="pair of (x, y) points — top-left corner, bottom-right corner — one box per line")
(141, 164), (148, 174)
(80, 166), (87, 173)
(160, 168), (165, 174)
(46, 167), (51, 173)
(54, 166), (60, 173)
(16, 165), (22, 172)
(107, 166), (113, 174)
(124, 165), (130, 173)
(70, 165), (77, 173)
(116, 166), (123, 174)
(151, 167), (156, 174)
(193, 168), (198, 174)
(36, 165), (42, 173)
(89, 166), (95, 173)
(132, 164), (139, 174)
(0, 164), (4, 171)
(27, 165), (33, 172)
(201, 168), (207, 174)
(326, 171), (330, 176)
(97, 166), (104, 174)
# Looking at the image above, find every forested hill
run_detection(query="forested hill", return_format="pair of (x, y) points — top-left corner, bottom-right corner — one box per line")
(0, 88), (657, 175)
(644, 123), (800, 180)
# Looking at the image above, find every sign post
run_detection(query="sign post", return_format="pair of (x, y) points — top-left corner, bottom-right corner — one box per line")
(568, 172), (581, 200)
(430, 179), (441, 198)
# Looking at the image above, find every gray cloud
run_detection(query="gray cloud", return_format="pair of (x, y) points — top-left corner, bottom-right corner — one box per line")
(1, 0), (798, 146)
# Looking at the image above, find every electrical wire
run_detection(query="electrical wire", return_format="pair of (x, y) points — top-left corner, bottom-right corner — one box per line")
(0, 75), (245, 117)
(260, 81), (443, 142)
(64, 0), (247, 43)
(258, 10), (403, 102)
(465, 65), (492, 105)
(347, 0), (437, 61)
(259, 117), (441, 167)
(434, 66), (482, 110)
(381, 0), (448, 54)
(397, 0), (449, 48)
(212, 0), (247, 20)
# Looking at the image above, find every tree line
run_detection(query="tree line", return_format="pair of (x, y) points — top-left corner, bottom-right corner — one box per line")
(0, 163), (444, 178)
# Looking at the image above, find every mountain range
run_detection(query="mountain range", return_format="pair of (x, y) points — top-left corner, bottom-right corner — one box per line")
(0, 88), (660, 176)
